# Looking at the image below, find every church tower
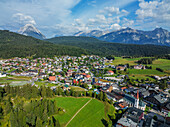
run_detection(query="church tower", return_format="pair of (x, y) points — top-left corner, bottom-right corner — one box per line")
(135, 90), (139, 108)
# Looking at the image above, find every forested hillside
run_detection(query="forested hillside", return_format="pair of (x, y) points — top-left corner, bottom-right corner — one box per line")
(0, 30), (87, 58)
(0, 30), (170, 58)
(46, 36), (170, 57)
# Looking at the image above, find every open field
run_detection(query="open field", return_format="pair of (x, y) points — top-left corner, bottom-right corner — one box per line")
(128, 69), (166, 75)
(106, 57), (141, 66)
(68, 99), (105, 127)
(53, 97), (108, 127)
(106, 57), (170, 76)
(54, 97), (91, 127)
(0, 76), (31, 85)
(151, 59), (170, 73)
(34, 81), (58, 87)
(70, 86), (87, 91)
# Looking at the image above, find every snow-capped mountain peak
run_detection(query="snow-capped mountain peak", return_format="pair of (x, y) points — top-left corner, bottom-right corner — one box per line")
(18, 24), (46, 40)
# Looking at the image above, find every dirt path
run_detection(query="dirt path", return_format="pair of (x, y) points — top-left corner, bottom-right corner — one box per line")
(65, 98), (92, 127)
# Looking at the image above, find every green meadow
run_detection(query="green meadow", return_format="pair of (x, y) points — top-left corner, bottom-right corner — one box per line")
(68, 99), (105, 127)
(53, 97), (113, 127)
(54, 97), (91, 126)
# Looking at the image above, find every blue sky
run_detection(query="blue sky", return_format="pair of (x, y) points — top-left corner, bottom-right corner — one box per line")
(0, 0), (169, 37)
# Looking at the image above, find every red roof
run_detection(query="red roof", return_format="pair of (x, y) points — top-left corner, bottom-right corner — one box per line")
(86, 75), (91, 78)
(49, 76), (56, 81)
(73, 80), (79, 84)
(95, 83), (102, 86)
(82, 73), (86, 76)
(118, 103), (125, 108)
(108, 70), (114, 73)
(121, 87), (127, 90)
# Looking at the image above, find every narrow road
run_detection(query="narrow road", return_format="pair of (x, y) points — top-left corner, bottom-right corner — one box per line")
(65, 98), (92, 127)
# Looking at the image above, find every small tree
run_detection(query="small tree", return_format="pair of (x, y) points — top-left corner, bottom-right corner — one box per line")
(153, 115), (158, 121)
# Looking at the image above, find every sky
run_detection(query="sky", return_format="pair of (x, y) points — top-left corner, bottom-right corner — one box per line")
(0, 0), (170, 38)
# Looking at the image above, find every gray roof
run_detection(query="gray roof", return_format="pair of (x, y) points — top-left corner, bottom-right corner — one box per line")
(124, 94), (136, 104)
(139, 100), (146, 107)
(154, 94), (168, 104)
(117, 118), (137, 127)
(144, 116), (157, 127)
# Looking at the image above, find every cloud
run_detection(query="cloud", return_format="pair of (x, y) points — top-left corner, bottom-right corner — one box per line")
(0, 0), (81, 36)
(100, 6), (129, 16)
(122, 18), (134, 27)
(12, 13), (36, 25)
(88, 0), (96, 7)
(136, 0), (170, 29)
(110, 24), (121, 30)
(102, 7), (120, 14)
(83, 6), (130, 32)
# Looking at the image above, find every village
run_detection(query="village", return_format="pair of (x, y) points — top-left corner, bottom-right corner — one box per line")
(0, 55), (170, 126)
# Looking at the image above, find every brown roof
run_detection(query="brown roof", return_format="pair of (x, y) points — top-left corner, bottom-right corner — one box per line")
(49, 76), (56, 81)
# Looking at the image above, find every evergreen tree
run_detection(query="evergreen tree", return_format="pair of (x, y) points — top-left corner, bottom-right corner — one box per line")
(55, 118), (60, 127)
(65, 90), (69, 96)
(93, 92), (96, 98)
(41, 86), (47, 98)
(36, 117), (43, 127)
(99, 92), (103, 101)
(103, 92), (107, 102)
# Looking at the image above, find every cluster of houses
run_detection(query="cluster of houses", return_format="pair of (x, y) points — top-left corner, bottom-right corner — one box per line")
(0, 56), (169, 126)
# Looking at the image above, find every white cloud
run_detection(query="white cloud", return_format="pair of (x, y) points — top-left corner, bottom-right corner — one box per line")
(100, 6), (129, 16)
(122, 18), (134, 27)
(12, 13), (36, 25)
(136, 0), (170, 26)
(103, 7), (120, 14)
(88, 0), (96, 7)
(110, 24), (121, 30)
(0, 0), (81, 36)
(85, 6), (129, 32)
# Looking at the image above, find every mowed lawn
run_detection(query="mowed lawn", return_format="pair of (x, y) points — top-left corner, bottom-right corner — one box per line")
(151, 59), (170, 73)
(128, 69), (166, 75)
(68, 99), (105, 127)
(106, 57), (137, 65)
(54, 97), (90, 127)
(106, 57), (170, 75)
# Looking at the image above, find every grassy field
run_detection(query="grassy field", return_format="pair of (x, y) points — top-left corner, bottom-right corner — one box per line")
(34, 81), (59, 87)
(128, 69), (166, 75)
(0, 76), (31, 85)
(106, 57), (170, 74)
(68, 99), (105, 127)
(151, 59), (170, 73)
(70, 86), (86, 91)
(54, 97), (91, 126)
(106, 57), (140, 66)
(53, 97), (109, 127)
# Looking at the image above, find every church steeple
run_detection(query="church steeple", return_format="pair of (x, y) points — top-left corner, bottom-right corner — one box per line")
(135, 90), (139, 108)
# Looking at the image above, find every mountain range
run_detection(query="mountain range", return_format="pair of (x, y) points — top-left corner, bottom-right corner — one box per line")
(18, 24), (46, 40)
(17, 24), (170, 46)
(0, 30), (170, 58)
(74, 27), (170, 46)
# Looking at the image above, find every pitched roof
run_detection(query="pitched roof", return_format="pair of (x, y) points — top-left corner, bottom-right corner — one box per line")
(121, 87), (127, 90)
(86, 75), (91, 78)
(49, 76), (56, 81)
(124, 94), (136, 104)
(107, 70), (114, 73)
